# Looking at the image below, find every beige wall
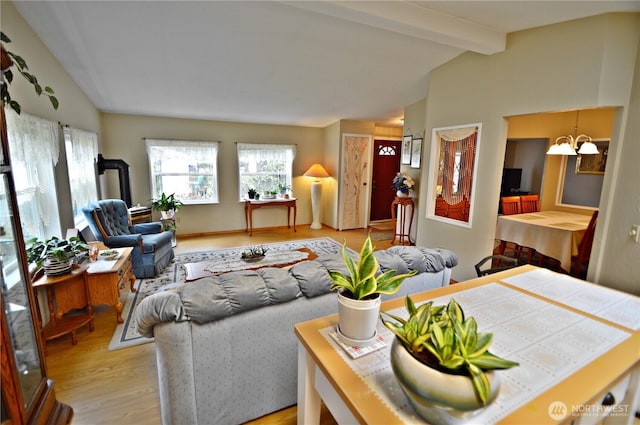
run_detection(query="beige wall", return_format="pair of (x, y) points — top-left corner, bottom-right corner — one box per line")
(418, 13), (640, 293)
(507, 108), (615, 213)
(100, 113), (325, 235)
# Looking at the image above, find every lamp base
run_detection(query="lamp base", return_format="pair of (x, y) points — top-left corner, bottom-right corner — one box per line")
(310, 180), (322, 230)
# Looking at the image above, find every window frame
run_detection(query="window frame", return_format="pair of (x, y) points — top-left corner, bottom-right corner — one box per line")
(236, 143), (296, 200)
(145, 139), (220, 205)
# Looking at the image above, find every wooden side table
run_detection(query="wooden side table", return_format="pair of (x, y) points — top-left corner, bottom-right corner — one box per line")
(244, 198), (297, 236)
(86, 247), (136, 323)
(391, 196), (415, 245)
(32, 266), (95, 351)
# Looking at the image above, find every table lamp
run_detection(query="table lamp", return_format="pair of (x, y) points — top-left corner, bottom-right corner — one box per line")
(303, 163), (330, 230)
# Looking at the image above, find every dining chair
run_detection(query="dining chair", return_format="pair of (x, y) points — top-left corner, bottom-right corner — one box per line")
(570, 210), (598, 279)
(475, 255), (519, 277)
(520, 195), (540, 213)
(497, 196), (525, 260)
(500, 196), (521, 215)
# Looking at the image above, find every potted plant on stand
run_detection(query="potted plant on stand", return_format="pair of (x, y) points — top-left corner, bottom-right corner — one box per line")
(26, 236), (90, 276)
(151, 192), (183, 219)
(328, 235), (417, 346)
(381, 296), (519, 424)
(151, 192), (183, 247)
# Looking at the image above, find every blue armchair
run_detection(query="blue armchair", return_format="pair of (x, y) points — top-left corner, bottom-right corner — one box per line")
(82, 199), (174, 278)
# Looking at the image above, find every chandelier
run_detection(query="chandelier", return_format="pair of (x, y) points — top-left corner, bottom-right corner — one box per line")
(546, 111), (599, 155)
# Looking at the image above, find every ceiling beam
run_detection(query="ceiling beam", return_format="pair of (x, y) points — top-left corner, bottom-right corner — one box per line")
(281, 0), (506, 55)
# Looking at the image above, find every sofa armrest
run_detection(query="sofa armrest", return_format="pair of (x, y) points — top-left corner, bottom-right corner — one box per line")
(131, 222), (163, 234)
(136, 290), (187, 337)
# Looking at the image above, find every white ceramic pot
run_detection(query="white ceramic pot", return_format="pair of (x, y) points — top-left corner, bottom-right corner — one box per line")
(160, 209), (176, 220)
(337, 289), (381, 346)
(390, 338), (500, 424)
(396, 190), (409, 198)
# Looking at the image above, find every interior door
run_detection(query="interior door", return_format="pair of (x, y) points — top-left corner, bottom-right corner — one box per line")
(339, 134), (372, 230)
(370, 140), (401, 221)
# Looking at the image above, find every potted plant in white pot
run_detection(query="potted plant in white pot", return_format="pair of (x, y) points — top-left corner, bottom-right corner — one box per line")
(381, 296), (519, 423)
(328, 235), (417, 346)
(151, 192), (183, 219)
(25, 236), (90, 276)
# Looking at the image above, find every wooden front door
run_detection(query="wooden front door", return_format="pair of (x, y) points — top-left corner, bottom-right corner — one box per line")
(339, 134), (372, 230)
(370, 140), (401, 221)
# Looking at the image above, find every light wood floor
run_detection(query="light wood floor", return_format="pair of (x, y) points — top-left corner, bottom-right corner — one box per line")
(44, 226), (393, 425)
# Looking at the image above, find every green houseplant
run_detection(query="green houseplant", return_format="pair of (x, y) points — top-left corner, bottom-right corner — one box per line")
(26, 236), (90, 276)
(328, 235), (416, 345)
(1, 32), (59, 115)
(381, 296), (518, 421)
(151, 193), (183, 219)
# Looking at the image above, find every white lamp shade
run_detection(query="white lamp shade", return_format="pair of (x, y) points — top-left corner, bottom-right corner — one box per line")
(303, 163), (330, 179)
(577, 141), (599, 155)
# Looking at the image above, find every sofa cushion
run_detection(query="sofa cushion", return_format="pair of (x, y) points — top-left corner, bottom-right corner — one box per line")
(179, 268), (301, 324)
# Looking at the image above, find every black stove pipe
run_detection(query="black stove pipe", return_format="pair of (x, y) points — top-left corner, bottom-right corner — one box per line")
(97, 154), (132, 207)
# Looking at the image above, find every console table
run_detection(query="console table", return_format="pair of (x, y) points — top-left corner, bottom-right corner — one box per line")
(86, 247), (136, 323)
(244, 198), (296, 236)
(391, 196), (415, 245)
(296, 265), (640, 424)
(32, 266), (95, 351)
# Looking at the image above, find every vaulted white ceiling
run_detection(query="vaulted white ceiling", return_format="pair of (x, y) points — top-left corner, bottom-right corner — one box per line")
(13, 1), (640, 127)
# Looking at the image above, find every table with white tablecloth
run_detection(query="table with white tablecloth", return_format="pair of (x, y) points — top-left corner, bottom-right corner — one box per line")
(495, 211), (593, 271)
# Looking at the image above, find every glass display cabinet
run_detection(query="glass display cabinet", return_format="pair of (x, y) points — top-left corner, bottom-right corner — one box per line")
(1, 110), (72, 424)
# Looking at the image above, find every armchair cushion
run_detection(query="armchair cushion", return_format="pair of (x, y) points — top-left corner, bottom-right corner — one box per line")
(82, 199), (174, 278)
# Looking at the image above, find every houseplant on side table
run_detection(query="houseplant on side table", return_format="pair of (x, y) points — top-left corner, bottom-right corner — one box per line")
(26, 236), (90, 276)
(328, 235), (416, 346)
(381, 296), (519, 424)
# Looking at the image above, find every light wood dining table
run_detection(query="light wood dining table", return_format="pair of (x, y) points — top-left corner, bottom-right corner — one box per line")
(495, 210), (593, 272)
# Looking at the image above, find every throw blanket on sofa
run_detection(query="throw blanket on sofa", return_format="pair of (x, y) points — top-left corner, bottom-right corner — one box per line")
(136, 246), (457, 337)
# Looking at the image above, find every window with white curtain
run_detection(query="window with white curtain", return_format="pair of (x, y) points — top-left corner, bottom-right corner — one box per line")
(64, 126), (99, 226)
(237, 143), (296, 199)
(145, 139), (219, 204)
(5, 109), (62, 241)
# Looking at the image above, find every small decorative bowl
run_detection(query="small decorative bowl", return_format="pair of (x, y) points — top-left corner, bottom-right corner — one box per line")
(99, 250), (118, 261)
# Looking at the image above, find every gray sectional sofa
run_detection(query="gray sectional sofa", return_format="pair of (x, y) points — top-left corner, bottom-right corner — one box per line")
(136, 245), (457, 425)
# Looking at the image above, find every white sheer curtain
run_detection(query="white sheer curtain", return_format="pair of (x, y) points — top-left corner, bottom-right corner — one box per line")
(65, 127), (99, 225)
(237, 143), (296, 199)
(5, 109), (61, 240)
(145, 139), (219, 204)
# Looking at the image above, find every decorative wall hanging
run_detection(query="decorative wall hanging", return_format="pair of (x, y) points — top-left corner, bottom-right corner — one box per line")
(426, 123), (482, 228)
(410, 137), (422, 169)
(401, 135), (412, 164)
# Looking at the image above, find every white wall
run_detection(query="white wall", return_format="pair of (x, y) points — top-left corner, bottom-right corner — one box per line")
(416, 13), (640, 294)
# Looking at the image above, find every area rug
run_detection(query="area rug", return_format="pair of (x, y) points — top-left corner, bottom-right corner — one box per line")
(108, 237), (348, 350)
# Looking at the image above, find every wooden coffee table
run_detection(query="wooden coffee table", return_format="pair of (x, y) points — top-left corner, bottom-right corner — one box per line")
(86, 247), (136, 323)
(183, 248), (317, 281)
